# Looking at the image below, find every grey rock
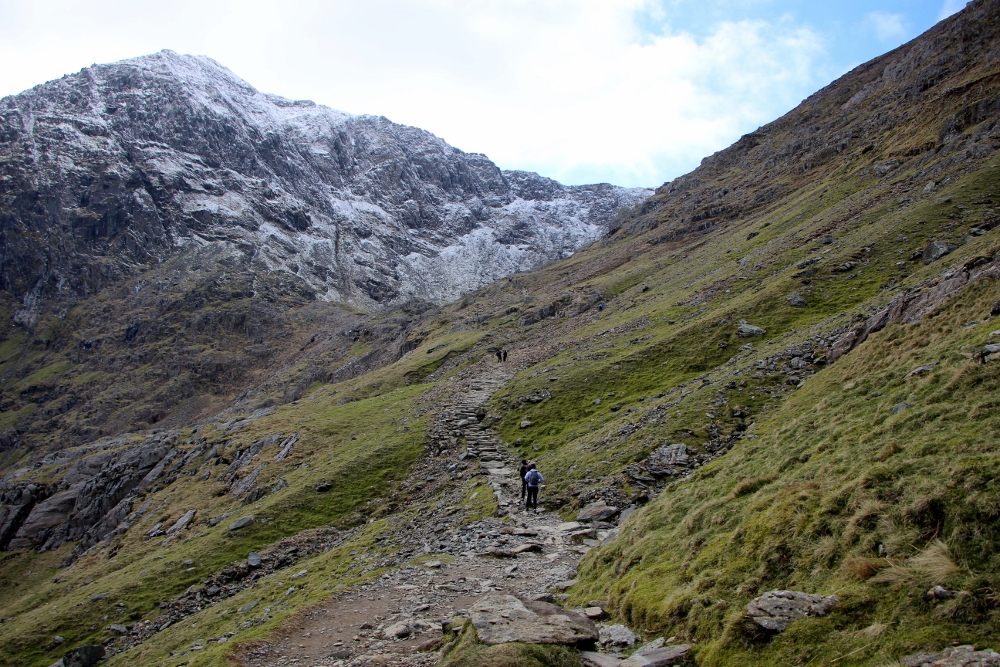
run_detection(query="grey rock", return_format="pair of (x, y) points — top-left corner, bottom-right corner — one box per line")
(273, 433), (299, 461)
(747, 590), (839, 632)
(901, 645), (1000, 667)
(927, 585), (956, 600)
(907, 362), (939, 378)
(584, 606), (605, 619)
(581, 651), (623, 667)
(106, 624), (128, 635)
(736, 320), (767, 337)
(238, 599), (260, 613)
(893, 402), (911, 414)
(634, 638), (665, 655)
(620, 645), (693, 667)
(315, 481), (333, 492)
(165, 509), (196, 535)
(227, 516), (255, 532)
(923, 240), (959, 265)
(577, 502), (620, 523)
(786, 292), (808, 307)
(645, 444), (691, 476)
(62, 645), (105, 667)
(247, 552), (262, 568)
(519, 419), (533, 429)
(383, 621), (412, 639)
(469, 594), (598, 645)
(598, 624), (637, 648)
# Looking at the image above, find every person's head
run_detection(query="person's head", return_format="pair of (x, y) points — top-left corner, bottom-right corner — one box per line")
(529, 463), (536, 470)
(521, 459), (527, 465)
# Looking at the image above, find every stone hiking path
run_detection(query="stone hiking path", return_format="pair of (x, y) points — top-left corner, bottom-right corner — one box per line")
(238, 358), (616, 667)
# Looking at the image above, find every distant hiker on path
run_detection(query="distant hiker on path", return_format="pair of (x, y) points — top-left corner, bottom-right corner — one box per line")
(495, 349), (503, 363)
(502, 349), (508, 362)
(525, 463), (544, 512)
(518, 459), (530, 499)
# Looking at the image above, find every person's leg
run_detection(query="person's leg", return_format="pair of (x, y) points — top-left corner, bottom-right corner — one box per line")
(521, 479), (527, 499)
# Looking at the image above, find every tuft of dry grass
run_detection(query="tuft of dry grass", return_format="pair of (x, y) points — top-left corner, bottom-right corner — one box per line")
(842, 555), (890, 580)
(873, 540), (961, 587)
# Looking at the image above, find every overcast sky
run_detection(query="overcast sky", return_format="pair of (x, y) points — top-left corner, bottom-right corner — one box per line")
(0, 0), (969, 188)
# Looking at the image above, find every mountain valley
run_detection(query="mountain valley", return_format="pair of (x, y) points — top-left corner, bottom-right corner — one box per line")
(2, 2), (1000, 666)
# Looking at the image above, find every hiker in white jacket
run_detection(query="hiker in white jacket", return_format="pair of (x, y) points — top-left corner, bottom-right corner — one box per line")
(524, 464), (544, 512)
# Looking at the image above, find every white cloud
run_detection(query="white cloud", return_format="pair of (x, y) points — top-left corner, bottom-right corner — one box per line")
(0, 0), (829, 187)
(938, 0), (967, 20)
(865, 11), (908, 42)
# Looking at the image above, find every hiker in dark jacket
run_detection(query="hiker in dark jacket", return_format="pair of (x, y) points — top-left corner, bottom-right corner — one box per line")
(518, 459), (530, 499)
(524, 464), (544, 511)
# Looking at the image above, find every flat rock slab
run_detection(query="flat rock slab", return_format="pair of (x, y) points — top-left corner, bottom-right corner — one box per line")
(581, 651), (623, 667)
(747, 590), (839, 632)
(469, 593), (598, 645)
(620, 644), (692, 667)
(901, 645), (1000, 667)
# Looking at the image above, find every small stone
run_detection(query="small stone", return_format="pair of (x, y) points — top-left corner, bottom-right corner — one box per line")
(747, 590), (839, 632)
(892, 402), (910, 414)
(906, 362), (938, 378)
(584, 606), (605, 619)
(106, 624), (128, 635)
(383, 621), (411, 639)
(922, 240), (958, 265)
(519, 419), (533, 429)
(786, 293), (808, 307)
(423, 560), (442, 568)
(599, 624), (637, 648)
(166, 509), (196, 535)
(315, 481), (333, 492)
(238, 599), (260, 613)
(247, 552), (262, 568)
(737, 320), (766, 337)
(228, 516), (255, 532)
(927, 585), (957, 600)
(52, 636), (65, 645)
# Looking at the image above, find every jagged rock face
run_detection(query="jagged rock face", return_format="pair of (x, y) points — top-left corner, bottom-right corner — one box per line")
(0, 50), (649, 323)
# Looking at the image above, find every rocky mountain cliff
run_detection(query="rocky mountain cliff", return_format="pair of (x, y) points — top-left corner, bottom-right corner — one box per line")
(0, 49), (649, 325)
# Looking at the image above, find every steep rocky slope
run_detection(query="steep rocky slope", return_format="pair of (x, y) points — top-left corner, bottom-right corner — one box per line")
(0, 49), (648, 318)
(1, 2), (1000, 666)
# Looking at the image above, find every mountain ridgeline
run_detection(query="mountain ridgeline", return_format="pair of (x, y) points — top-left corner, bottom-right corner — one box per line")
(2, 2), (1000, 667)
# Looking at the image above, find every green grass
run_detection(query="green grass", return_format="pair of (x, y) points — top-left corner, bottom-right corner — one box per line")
(571, 280), (1000, 666)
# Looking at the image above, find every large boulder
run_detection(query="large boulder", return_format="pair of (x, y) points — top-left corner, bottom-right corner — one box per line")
(469, 594), (598, 645)
(577, 502), (620, 523)
(747, 590), (839, 632)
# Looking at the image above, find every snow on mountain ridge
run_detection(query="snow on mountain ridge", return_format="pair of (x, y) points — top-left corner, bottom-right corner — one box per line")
(0, 50), (650, 319)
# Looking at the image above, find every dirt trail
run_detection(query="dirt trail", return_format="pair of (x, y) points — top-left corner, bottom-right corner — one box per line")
(238, 358), (600, 667)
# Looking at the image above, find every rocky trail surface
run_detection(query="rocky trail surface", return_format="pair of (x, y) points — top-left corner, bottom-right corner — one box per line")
(236, 358), (613, 667)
